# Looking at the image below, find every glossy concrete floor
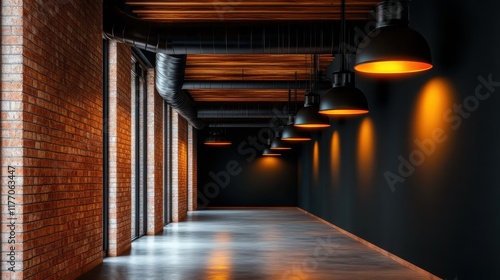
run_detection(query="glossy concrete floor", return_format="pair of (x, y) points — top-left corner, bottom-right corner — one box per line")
(79, 209), (429, 280)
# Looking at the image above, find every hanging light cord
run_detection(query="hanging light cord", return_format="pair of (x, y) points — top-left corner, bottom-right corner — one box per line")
(288, 87), (291, 116)
(341, 0), (347, 72)
(294, 71), (298, 113)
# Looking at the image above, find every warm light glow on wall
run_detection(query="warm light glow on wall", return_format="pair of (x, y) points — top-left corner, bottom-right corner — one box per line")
(312, 141), (320, 185)
(246, 157), (287, 187)
(330, 131), (341, 186)
(206, 233), (232, 279)
(413, 78), (455, 141)
(258, 157), (282, 168)
(411, 78), (456, 192)
(357, 117), (376, 194)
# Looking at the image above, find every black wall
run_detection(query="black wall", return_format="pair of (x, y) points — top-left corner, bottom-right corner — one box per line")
(197, 127), (298, 208)
(298, 0), (500, 279)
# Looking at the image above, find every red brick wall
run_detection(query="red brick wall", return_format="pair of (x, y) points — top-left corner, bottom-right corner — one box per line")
(146, 68), (164, 234)
(107, 41), (132, 257)
(1, 0), (104, 279)
(171, 112), (188, 222)
(1, 1), (26, 279)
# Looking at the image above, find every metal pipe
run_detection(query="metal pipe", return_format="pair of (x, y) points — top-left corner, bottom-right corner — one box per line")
(182, 80), (331, 90)
(208, 123), (273, 128)
(156, 54), (205, 129)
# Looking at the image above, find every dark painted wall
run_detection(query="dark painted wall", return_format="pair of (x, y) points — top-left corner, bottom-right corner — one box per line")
(298, 0), (500, 279)
(197, 127), (298, 208)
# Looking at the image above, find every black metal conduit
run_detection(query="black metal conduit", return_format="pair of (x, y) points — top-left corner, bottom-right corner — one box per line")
(103, 1), (339, 54)
(197, 102), (294, 119)
(208, 123), (274, 128)
(198, 109), (289, 119)
(155, 54), (205, 129)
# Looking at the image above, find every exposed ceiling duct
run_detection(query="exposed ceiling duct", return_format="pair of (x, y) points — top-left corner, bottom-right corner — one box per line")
(102, 0), (351, 130)
(156, 54), (205, 129)
(103, 1), (339, 55)
(208, 123), (275, 128)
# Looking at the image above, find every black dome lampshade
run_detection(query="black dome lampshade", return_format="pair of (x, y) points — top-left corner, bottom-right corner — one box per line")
(354, 0), (432, 74)
(262, 139), (281, 157)
(282, 78), (311, 141)
(282, 115), (311, 141)
(319, 71), (369, 115)
(270, 131), (292, 150)
(294, 91), (331, 129)
(320, 0), (369, 116)
(204, 131), (232, 146)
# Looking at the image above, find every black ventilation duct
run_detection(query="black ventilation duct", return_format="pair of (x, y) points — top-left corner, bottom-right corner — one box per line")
(156, 54), (205, 129)
(103, 1), (339, 54)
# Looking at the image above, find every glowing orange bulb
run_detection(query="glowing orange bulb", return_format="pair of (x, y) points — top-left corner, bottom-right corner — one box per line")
(282, 137), (311, 141)
(319, 109), (369, 115)
(270, 147), (292, 150)
(294, 124), (330, 129)
(354, 61), (433, 74)
(204, 142), (232, 146)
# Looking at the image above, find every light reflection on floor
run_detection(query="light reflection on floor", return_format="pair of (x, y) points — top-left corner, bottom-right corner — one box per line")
(79, 209), (431, 280)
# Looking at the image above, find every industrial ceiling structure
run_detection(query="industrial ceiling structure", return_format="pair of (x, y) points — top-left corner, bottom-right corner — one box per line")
(105, 0), (380, 128)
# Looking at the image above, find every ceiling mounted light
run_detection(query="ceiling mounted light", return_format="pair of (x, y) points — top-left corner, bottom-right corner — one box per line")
(320, 0), (368, 116)
(320, 71), (369, 115)
(270, 131), (292, 150)
(294, 91), (331, 128)
(262, 139), (281, 157)
(294, 55), (330, 129)
(204, 131), (232, 146)
(282, 115), (311, 141)
(354, 0), (432, 74)
(282, 84), (311, 141)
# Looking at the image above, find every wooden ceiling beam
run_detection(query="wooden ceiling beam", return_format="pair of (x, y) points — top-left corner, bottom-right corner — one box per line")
(125, 0), (377, 6)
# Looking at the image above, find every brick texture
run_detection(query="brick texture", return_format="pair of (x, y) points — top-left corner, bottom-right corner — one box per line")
(171, 112), (188, 222)
(1, 0), (104, 279)
(146, 68), (164, 234)
(107, 41), (132, 257)
(1, 0), (26, 279)
(188, 126), (197, 211)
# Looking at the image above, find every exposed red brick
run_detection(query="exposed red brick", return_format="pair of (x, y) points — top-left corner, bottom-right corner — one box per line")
(171, 112), (188, 222)
(1, 1), (200, 278)
(146, 68), (164, 234)
(107, 41), (132, 257)
(1, 0), (104, 279)
(188, 126), (198, 211)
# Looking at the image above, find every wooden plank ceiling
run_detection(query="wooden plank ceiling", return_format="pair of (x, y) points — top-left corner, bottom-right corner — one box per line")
(124, 0), (379, 103)
(125, 0), (378, 22)
(185, 54), (333, 102)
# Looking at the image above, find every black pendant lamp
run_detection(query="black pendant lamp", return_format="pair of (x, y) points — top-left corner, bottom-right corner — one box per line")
(262, 139), (281, 157)
(282, 84), (311, 141)
(319, 0), (369, 116)
(204, 131), (232, 146)
(320, 72), (369, 115)
(282, 115), (311, 141)
(294, 55), (330, 129)
(270, 130), (292, 150)
(354, 0), (432, 74)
